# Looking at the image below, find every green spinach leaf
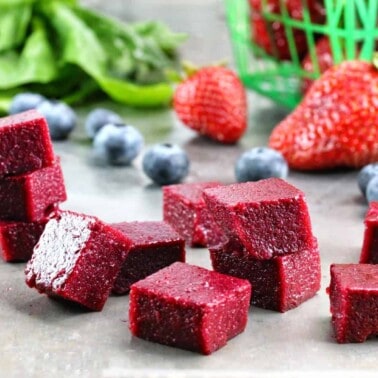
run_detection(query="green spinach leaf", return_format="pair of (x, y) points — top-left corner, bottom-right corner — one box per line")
(0, 0), (186, 110)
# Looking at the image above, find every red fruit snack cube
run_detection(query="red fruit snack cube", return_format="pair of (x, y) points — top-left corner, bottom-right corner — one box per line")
(203, 178), (314, 259)
(0, 158), (66, 222)
(163, 182), (225, 247)
(25, 211), (131, 311)
(210, 238), (321, 312)
(0, 110), (54, 177)
(359, 202), (378, 263)
(329, 264), (378, 343)
(0, 219), (47, 262)
(111, 221), (185, 294)
(129, 262), (251, 355)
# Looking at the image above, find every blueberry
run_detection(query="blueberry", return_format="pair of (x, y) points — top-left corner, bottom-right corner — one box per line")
(85, 108), (123, 139)
(93, 123), (144, 166)
(235, 146), (288, 182)
(36, 100), (77, 141)
(357, 163), (378, 197)
(142, 143), (189, 185)
(367, 176), (378, 204)
(9, 93), (45, 115)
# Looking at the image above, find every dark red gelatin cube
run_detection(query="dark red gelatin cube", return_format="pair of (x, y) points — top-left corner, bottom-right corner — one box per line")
(0, 110), (54, 177)
(0, 158), (66, 222)
(359, 202), (378, 263)
(111, 221), (185, 294)
(329, 264), (378, 343)
(129, 262), (251, 355)
(25, 211), (131, 311)
(203, 178), (314, 259)
(163, 182), (225, 247)
(0, 219), (47, 262)
(210, 238), (321, 312)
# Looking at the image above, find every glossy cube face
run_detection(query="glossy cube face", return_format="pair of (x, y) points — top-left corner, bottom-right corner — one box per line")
(0, 110), (54, 177)
(359, 202), (378, 263)
(0, 219), (47, 262)
(210, 238), (321, 312)
(329, 264), (378, 343)
(163, 182), (225, 247)
(203, 178), (313, 259)
(25, 211), (131, 311)
(111, 221), (185, 294)
(0, 158), (66, 222)
(129, 262), (251, 354)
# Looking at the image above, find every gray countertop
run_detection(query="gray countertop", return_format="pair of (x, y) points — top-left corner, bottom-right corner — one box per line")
(0, 1), (376, 377)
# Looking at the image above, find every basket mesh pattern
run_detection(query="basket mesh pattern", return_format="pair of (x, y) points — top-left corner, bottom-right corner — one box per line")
(226, 0), (378, 108)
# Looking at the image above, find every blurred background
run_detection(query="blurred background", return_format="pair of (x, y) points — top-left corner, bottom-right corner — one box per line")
(81, 0), (232, 65)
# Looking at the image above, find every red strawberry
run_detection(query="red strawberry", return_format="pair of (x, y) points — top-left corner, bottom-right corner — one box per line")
(269, 60), (378, 170)
(249, 0), (325, 60)
(173, 66), (247, 144)
(301, 37), (335, 93)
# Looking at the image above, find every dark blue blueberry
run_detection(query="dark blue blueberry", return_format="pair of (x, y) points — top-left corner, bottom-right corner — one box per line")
(357, 163), (378, 197)
(9, 93), (45, 115)
(85, 108), (123, 139)
(367, 176), (378, 204)
(93, 123), (144, 166)
(235, 146), (288, 182)
(142, 143), (189, 185)
(36, 100), (77, 141)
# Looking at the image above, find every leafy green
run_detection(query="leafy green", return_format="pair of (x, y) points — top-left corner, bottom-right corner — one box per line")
(0, 89), (19, 114)
(134, 22), (187, 55)
(0, 0), (186, 111)
(40, 2), (106, 77)
(0, 18), (58, 88)
(96, 77), (174, 107)
(0, 4), (32, 52)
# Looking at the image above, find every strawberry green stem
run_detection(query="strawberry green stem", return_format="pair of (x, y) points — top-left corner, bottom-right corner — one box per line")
(373, 52), (378, 70)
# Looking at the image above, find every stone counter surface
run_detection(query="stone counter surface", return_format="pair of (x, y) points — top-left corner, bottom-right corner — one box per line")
(0, 1), (375, 377)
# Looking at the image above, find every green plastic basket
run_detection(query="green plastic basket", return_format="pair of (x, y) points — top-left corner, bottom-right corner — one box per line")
(225, 0), (378, 109)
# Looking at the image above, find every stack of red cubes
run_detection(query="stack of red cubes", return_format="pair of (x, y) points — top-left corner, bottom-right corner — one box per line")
(0, 110), (67, 262)
(203, 178), (321, 312)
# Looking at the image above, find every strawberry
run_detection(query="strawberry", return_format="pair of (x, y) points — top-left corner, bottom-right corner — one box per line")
(249, 0), (325, 60)
(173, 66), (247, 144)
(301, 37), (336, 93)
(268, 60), (378, 170)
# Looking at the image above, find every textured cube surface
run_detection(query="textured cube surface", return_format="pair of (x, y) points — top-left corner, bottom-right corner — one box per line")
(0, 219), (47, 262)
(163, 182), (225, 247)
(25, 211), (131, 311)
(0, 158), (66, 222)
(129, 262), (251, 354)
(210, 238), (321, 312)
(0, 110), (54, 177)
(203, 178), (313, 259)
(329, 264), (378, 343)
(359, 202), (378, 263)
(111, 221), (185, 294)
